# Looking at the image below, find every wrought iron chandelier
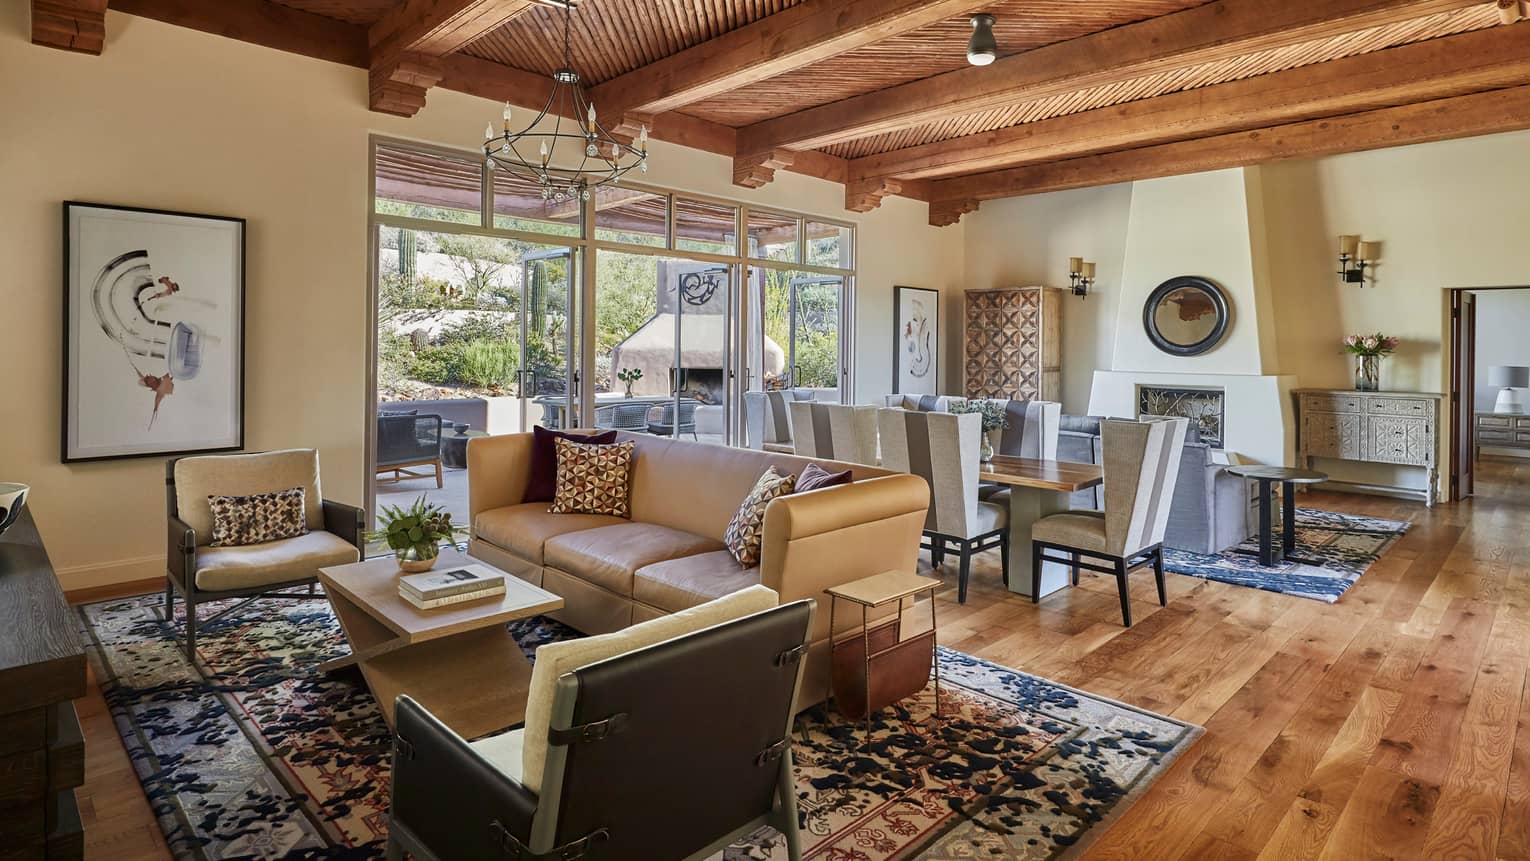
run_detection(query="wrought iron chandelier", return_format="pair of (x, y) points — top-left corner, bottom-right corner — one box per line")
(481, 0), (649, 202)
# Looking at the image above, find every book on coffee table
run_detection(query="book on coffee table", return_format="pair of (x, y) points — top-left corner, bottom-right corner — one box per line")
(402, 584), (506, 610)
(399, 564), (506, 603)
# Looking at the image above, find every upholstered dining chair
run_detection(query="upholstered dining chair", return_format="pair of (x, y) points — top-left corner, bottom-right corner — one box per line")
(974, 398), (1062, 502)
(165, 449), (363, 658)
(744, 388), (816, 453)
(388, 587), (813, 861)
(790, 402), (879, 465)
(878, 408), (1009, 604)
(880, 394), (965, 412)
(1028, 418), (1190, 626)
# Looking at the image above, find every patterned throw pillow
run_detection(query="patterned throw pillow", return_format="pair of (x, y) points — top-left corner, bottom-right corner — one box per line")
(550, 438), (636, 518)
(207, 487), (308, 547)
(724, 467), (798, 566)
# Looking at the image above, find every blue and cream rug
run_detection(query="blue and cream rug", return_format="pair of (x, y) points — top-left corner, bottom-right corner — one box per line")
(1163, 507), (1409, 603)
(79, 595), (1201, 860)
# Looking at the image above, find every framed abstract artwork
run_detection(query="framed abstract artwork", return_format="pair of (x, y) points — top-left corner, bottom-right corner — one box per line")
(63, 202), (245, 462)
(894, 285), (939, 395)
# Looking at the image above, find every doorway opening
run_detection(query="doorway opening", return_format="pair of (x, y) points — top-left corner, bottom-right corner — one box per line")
(1448, 286), (1530, 504)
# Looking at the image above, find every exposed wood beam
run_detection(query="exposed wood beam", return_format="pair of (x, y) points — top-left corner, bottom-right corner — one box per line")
(109, 0), (368, 66)
(587, 0), (988, 122)
(368, 0), (538, 116)
(738, 0), (1484, 154)
(30, 0), (106, 54)
(925, 83), (1530, 224)
(850, 21), (1530, 191)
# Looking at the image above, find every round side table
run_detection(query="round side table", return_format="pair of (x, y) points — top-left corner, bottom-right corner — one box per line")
(441, 429), (489, 470)
(1225, 466), (1328, 566)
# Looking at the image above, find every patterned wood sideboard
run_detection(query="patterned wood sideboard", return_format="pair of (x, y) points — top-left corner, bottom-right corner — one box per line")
(1295, 389), (1442, 507)
(1475, 412), (1530, 456)
(963, 286), (1062, 401)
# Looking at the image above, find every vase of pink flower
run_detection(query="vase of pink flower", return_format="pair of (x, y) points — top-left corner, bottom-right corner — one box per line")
(1342, 333), (1399, 392)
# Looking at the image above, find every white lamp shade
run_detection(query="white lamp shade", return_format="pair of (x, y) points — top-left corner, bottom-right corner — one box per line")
(1489, 365), (1530, 388)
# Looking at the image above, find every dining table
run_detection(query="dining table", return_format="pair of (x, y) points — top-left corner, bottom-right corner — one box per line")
(980, 456), (1105, 599)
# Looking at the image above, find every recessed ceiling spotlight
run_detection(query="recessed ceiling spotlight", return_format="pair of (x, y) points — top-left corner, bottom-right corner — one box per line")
(967, 13), (997, 66)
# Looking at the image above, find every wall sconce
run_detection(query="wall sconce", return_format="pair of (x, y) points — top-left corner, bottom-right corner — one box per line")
(1068, 257), (1095, 298)
(1337, 235), (1380, 286)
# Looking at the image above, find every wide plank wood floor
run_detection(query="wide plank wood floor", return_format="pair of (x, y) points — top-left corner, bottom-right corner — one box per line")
(69, 457), (1530, 860)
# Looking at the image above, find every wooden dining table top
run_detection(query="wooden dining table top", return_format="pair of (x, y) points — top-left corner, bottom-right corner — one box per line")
(979, 456), (1104, 493)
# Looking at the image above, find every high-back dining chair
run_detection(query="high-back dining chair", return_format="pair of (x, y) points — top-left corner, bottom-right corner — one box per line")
(878, 408), (1008, 604)
(1028, 418), (1189, 626)
(971, 398), (1061, 502)
(789, 402), (879, 465)
(745, 389), (817, 452)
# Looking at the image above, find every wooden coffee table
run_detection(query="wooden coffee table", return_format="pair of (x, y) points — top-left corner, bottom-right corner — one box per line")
(318, 548), (563, 739)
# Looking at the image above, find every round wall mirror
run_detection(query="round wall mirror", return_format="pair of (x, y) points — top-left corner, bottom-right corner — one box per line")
(1142, 276), (1231, 357)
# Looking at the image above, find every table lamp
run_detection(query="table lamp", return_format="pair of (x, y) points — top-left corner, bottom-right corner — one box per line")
(1489, 365), (1530, 414)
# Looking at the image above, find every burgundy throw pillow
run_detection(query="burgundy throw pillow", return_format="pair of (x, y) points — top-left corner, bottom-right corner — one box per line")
(795, 462), (853, 493)
(527, 426), (619, 502)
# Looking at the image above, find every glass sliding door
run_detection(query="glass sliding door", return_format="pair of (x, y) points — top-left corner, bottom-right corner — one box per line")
(756, 268), (844, 401)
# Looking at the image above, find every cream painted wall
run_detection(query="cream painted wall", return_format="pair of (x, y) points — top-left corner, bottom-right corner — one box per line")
(0, 6), (964, 588)
(960, 183), (1132, 413)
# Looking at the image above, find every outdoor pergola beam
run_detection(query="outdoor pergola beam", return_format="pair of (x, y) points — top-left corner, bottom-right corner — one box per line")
(925, 83), (1530, 225)
(737, 0), (1485, 154)
(588, 0), (990, 127)
(848, 21), (1530, 195)
(30, 0), (106, 54)
(368, 0), (538, 116)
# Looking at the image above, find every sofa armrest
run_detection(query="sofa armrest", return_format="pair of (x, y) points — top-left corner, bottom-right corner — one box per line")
(466, 432), (536, 532)
(762, 474), (929, 543)
(167, 514), (196, 583)
(392, 695), (539, 858)
(323, 499), (366, 551)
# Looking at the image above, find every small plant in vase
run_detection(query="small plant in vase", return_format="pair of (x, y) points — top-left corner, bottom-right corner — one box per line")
(950, 399), (1009, 462)
(367, 496), (466, 573)
(1342, 333), (1399, 392)
(616, 367), (643, 398)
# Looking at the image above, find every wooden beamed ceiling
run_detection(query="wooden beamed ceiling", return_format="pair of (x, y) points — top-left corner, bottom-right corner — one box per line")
(36, 0), (1530, 225)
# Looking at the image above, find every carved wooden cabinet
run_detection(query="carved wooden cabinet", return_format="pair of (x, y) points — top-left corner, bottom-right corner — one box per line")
(1296, 389), (1441, 507)
(963, 286), (1061, 401)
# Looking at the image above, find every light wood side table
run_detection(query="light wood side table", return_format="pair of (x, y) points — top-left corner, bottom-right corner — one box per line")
(824, 570), (941, 739)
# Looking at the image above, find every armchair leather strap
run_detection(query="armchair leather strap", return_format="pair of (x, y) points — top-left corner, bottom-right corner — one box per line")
(774, 643), (808, 666)
(755, 737), (790, 767)
(546, 713), (628, 746)
(491, 821), (609, 861)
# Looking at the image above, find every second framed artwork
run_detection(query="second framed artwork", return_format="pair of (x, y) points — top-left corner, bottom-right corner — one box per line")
(893, 285), (939, 396)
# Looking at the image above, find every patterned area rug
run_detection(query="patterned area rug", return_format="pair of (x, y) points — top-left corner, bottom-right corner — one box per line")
(79, 595), (1201, 860)
(1163, 507), (1409, 603)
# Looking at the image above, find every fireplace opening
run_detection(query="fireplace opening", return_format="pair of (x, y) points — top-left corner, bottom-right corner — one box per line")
(672, 367), (725, 405)
(1138, 386), (1225, 447)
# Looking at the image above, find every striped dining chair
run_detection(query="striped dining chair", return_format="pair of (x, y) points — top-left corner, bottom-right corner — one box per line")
(1028, 418), (1190, 626)
(789, 402), (880, 465)
(878, 408), (1009, 604)
(975, 398), (1061, 502)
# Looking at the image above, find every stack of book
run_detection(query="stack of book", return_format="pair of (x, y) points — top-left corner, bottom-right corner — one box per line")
(398, 564), (506, 610)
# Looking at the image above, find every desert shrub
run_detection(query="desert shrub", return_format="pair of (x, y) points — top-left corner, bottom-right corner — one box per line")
(460, 339), (518, 389)
(408, 343), (467, 385)
(440, 313), (514, 346)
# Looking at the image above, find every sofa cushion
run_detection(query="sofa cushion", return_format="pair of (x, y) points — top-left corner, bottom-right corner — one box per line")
(795, 462), (853, 493)
(473, 503), (626, 565)
(175, 449), (323, 543)
(1030, 511), (1108, 553)
(208, 486), (308, 547)
(526, 426), (619, 502)
(550, 438), (635, 517)
(195, 530), (359, 591)
(634, 551), (760, 613)
(724, 466), (796, 566)
(519, 585), (779, 793)
(469, 728), (525, 783)
(544, 522), (724, 596)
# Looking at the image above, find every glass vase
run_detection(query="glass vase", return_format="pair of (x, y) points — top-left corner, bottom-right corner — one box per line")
(980, 435), (995, 463)
(396, 544), (439, 574)
(1355, 354), (1381, 392)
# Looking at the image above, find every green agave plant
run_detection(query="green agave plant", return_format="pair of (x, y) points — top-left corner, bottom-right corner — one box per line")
(366, 495), (466, 561)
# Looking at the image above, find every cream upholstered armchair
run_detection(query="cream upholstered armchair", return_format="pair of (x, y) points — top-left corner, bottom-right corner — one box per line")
(1029, 418), (1189, 626)
(165, 449), (363, 658)
(878, 408), (1008, 603)
(387, 586), (812, 861)
(789, 401), (879, 465)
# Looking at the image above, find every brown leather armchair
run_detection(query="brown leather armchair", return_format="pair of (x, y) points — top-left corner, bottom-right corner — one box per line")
(387, 593), (813, 861)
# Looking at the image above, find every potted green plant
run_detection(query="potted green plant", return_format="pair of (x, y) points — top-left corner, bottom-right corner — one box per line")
(949, 399), (1009, 462)
(616, 367), (643, 397)
(367, 496), (466, 573)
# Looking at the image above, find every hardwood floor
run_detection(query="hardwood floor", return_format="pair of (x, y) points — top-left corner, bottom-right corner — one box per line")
(69, 457), (1530, 860)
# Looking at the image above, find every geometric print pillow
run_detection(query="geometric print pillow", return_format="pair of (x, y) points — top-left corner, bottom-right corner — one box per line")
(207, 486), (309, 547)
(723, 466), (797, 566)
(550, 438), (636, 518)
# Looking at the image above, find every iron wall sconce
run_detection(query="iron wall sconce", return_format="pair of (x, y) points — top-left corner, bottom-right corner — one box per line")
(1337, 235), (1380, 286)
(1068, 257), (1095, 298)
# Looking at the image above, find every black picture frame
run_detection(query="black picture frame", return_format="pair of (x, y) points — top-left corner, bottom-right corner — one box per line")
(893, 285), (940, 395)
(62, 201), (247, 463)
(1142, 276), (1231, 357)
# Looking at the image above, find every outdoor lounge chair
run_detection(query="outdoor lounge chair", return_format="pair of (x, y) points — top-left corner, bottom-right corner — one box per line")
(377, 412), (445, 487)
(647, 399), (700, 439)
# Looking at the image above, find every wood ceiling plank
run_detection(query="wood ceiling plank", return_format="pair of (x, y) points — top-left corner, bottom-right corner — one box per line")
(925, 82), (1530, 221)
(369, 0), (537, 60)
(30, 0), (107, 54)
(587, 0), (990, 121)
(736, 0), (1486, 154)
(851, 21), (1530, 185)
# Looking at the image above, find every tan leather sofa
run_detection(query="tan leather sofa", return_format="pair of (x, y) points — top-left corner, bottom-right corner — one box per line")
(466, 431), (930, 703)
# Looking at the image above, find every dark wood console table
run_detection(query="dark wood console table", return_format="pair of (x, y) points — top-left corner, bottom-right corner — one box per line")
(0, 510), (87, 859)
